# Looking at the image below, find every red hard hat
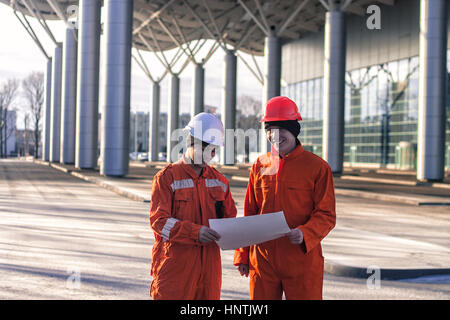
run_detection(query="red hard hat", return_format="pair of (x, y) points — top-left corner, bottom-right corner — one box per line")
(260, 96), (302, 122)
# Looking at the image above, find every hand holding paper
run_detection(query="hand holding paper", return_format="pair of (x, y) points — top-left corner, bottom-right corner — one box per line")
(286, 228), (304, 244)
(208, 211), (290, 250)
(198, 226), (221, 243)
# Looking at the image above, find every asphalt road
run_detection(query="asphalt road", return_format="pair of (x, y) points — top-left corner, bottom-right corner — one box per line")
(0, 159), (449, 300)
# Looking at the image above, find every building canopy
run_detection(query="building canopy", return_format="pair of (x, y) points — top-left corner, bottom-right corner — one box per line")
(1, 0), (393, 56)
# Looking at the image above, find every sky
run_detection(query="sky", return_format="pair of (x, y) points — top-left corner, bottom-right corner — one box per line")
(0, 3), (264, 129)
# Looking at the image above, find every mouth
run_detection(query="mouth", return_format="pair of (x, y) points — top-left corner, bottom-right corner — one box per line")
(271, 138), (286, 150)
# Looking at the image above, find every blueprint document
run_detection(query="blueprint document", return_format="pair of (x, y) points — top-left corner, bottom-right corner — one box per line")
(209, 211), (291, 250)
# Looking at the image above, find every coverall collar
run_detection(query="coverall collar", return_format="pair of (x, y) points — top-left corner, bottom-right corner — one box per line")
(272, 142), (305, 161)
(284, 143), (305, 160)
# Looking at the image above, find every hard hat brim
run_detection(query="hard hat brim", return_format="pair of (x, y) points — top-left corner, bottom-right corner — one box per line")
(260, 113), (302, 122)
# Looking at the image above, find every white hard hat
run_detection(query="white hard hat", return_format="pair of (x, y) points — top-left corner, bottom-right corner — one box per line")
(184, 112), (224, 147)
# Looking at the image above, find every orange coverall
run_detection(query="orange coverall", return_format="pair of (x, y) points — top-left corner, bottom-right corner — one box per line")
(234, 144), (336, 300)
(150, 156), (237, 300)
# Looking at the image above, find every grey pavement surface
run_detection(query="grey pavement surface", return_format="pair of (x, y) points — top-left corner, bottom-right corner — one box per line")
(32, 159), (450, 275)
(0, 159), (449, 299)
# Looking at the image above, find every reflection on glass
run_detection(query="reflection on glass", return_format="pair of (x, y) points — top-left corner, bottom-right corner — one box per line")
(281, 56), (422, 165)
(280, 52), (449, 169)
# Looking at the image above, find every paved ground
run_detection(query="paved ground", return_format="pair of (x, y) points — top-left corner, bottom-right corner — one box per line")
(0, 159), (449, 299)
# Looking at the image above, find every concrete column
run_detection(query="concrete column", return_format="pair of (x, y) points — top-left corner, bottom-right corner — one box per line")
(100, 0), (133, 177)
(260, 33), (281, 155)
(42, 58), (52, 161)
(322, 10), (346, 173)
(49, 43), (63, 162)
(167, 74), (180, 163)
(220, 50), (237, 165)
(75, 0), (101, 169)
(149, 82), (160, 162)
(191, 63), (204, 117)
(60, 28), (78, 164)
(417, 0), (448, 181)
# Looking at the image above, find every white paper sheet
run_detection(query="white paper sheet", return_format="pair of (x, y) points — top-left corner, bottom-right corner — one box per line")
(209, 211), (291, 250)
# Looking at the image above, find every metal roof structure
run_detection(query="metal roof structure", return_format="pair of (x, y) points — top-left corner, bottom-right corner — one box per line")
(2, 0), (394, 56)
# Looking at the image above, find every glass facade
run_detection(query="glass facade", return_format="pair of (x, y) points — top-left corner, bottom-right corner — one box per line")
(282, 52), (450, 169)
(282, 78), (324, 156)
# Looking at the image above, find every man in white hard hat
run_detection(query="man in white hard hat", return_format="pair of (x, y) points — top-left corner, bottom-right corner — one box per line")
(149, 112), (237, 300)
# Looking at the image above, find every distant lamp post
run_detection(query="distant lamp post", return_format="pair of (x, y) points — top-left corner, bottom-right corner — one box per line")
(24, 114), (29, 157)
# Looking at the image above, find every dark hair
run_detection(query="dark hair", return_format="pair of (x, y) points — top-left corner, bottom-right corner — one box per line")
(187, 135), (210, 148)
(264, 120), (301, 137)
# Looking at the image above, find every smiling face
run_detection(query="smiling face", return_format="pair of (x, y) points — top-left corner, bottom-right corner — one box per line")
(265, 125), (297, 156)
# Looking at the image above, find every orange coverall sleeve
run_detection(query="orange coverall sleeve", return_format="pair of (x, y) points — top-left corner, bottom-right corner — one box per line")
(233, 164), (259, 266)
(298, 163), (336, 253)
(149, 172), (203, 245)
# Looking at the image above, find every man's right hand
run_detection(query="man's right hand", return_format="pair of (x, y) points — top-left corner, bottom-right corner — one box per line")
(236, 264), (249, 277)
(198, 226), (221, 243)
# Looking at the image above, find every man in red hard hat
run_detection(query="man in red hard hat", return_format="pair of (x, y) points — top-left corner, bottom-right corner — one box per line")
(234, 96), (336, 300)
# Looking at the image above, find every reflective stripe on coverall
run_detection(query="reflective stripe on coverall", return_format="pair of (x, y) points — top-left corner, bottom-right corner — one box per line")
(150, 156), (237, 300)
(233, 144), (336, 300)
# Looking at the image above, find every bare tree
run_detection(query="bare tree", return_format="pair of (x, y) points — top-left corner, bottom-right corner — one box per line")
(22, 72), (44, 158)
(236, 95), (262, 162)
(236, 94), (261, 131)
(0, 79), (19, 158)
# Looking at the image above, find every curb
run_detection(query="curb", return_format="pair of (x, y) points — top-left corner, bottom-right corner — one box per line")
(334, 188), (450, 206)
(33, 159), (150, 203)
(339, 175), (417, 186)
(324, 261), (450, 280)
(340, 175), (450, 190)
(50, 163), (72, 173)
(31, 159), (450, 282)
(229, 175), (450, 206)
(33, 159), (50, 167)
(334, 188), (419, 206)
(34, 159), (450, 206)
(70, 171), (150, 203)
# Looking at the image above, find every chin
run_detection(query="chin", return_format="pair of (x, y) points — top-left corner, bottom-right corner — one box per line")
(278, 143), (295, 155)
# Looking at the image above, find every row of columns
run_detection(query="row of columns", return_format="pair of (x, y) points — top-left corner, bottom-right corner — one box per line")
(42, 0), (133, 176)
(42, 0), (241, 173)
(41, 0), (447, 181)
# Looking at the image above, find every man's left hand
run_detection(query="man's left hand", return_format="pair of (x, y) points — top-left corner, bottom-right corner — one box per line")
(286, 228), (304, 245)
